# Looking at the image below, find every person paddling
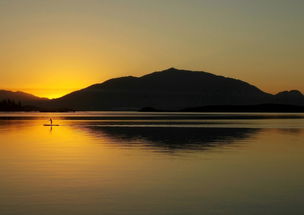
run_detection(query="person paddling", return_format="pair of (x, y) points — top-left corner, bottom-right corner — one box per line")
(49, 118), (53, 125)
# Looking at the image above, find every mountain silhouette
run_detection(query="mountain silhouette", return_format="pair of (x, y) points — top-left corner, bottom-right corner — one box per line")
(274, 90), (304, 105)
(0, 90), (48, 111)
(52, 68), (303, 110)
(1, 68), (304, 111)
(0, 90), (44, 102)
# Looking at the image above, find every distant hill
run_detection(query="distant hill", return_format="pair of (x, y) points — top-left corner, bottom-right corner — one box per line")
(0, 90), (68, 112)
(1, 68), (304, 111)
(52, 68), (304, 110)
(0, 90), (46, 104)
(274, 90), (304, 105)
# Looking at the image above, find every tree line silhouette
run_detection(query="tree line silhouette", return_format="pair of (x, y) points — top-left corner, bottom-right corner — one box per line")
(0, 99), (37, 111)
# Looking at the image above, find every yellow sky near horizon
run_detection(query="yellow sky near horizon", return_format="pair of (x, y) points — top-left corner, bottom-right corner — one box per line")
(1, 0), (303, 99)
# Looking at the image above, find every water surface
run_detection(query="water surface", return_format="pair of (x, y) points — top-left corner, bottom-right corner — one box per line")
(0, 112), (304, 215)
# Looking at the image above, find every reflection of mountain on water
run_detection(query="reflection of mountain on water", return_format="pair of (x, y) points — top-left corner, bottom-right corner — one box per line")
(85, 126), (260, 152)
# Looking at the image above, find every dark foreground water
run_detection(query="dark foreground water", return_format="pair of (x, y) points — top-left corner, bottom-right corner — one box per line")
(0, 112), (304, 215)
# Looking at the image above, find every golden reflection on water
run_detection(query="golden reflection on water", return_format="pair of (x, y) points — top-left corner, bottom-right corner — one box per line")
(0, 116), (304, 215)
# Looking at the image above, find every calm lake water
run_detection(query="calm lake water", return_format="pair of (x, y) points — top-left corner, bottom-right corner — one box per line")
(0, 112), (304, 215)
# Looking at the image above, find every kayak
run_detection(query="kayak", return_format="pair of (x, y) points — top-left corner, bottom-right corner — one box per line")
(43, 124), (60, 126)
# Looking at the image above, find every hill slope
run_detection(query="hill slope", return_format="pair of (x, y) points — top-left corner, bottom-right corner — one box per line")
(2, 68), (304, 111)
(54, 68), (278, 110)
(0, 90), (47, 104)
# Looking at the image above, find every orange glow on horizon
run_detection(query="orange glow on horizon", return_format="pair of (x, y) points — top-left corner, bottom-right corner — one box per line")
(23, 88), (76, 99)
(1, 1), (304, 96)
(6, 71), (302, 99)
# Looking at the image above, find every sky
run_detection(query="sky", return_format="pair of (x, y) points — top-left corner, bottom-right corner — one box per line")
(0, 0), (303, 98)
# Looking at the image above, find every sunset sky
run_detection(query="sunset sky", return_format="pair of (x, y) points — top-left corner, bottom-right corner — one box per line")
(1, 0), (303, 98)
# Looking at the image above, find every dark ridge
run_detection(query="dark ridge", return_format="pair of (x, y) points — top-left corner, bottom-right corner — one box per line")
(52, 68), (282, 110)
(1, 68), (304, 111)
